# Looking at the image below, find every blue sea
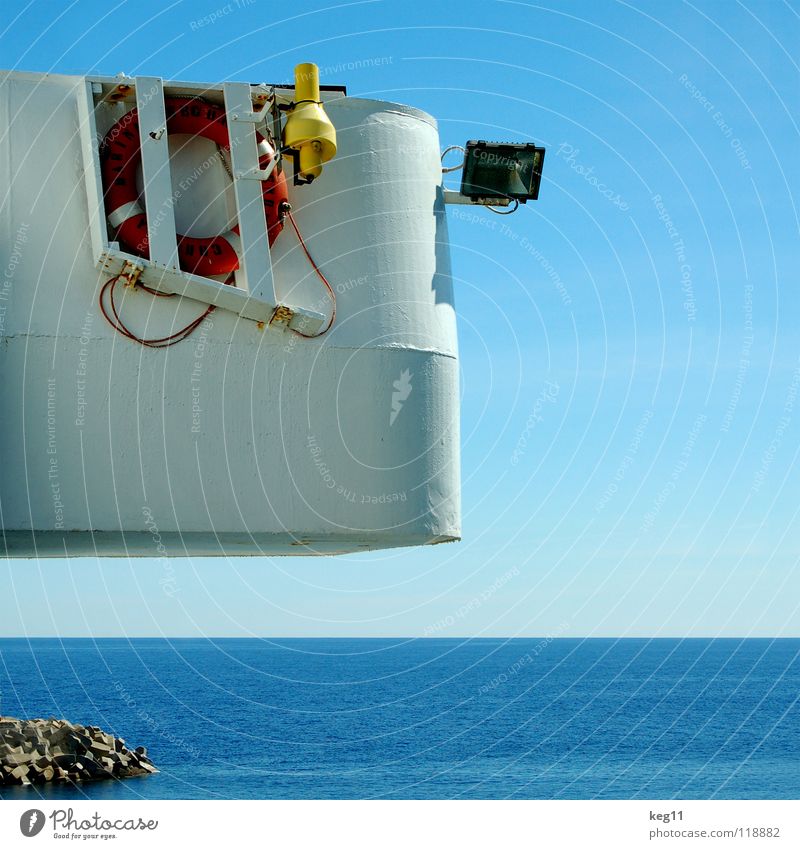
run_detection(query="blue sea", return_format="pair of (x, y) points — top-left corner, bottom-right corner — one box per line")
(0, 638), (797, 800)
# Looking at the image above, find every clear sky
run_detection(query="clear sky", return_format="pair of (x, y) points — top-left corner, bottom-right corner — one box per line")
(1, 0), (798, 638)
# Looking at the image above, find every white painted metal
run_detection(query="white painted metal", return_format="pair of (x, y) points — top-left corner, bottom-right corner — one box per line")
(222, 81), (276, 305)
(0, 71), (460, 558)
(76, 80), (108, 264)
(135, 76), (179, 269)
(95, 250), (323, 328)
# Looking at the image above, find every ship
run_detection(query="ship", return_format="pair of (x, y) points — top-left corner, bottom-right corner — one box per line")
(0, 64), (543, 558)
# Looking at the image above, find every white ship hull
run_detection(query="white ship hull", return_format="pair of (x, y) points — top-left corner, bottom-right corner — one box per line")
(0, 71), (460, 557)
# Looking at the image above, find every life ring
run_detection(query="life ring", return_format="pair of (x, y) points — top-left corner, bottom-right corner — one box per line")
(100, 97), (288, 277)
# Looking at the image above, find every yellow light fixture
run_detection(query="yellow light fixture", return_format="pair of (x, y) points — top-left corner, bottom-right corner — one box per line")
(282, 63), (337, 183)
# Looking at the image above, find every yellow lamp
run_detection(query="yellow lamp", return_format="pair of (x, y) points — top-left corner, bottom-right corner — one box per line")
(282, 63), (337, 182)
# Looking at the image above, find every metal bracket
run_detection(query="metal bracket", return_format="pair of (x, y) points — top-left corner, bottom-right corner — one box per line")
(78, 75), (318, 331)
(235, 154), (280, 182)
(98, 248), (325, 331)
(229, 104), (272, 124)
(442, 189), (511, 206)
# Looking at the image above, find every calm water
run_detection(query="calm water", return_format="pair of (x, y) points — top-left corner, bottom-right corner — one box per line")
(0, 638), (797, 800)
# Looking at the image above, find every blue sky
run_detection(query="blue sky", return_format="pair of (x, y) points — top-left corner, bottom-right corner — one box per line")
(2, 0), (799, 637)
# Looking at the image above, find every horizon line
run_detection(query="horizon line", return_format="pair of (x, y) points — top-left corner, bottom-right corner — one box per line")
(1, 635), (798, 640)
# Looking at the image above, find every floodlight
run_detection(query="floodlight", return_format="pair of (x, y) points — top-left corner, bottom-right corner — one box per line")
(460, 140), (545, 203)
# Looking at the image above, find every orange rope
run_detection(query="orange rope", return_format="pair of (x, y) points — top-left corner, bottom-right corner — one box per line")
(285, 210), (336, 338)
(99, 275), (216, 348)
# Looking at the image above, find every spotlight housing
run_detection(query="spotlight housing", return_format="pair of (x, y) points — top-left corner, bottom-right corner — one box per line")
(460, 140), (545, 203)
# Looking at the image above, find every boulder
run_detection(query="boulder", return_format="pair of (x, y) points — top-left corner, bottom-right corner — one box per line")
(1, 717), (158, 786)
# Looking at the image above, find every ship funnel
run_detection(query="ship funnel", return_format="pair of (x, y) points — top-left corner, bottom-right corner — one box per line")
(283, 63), (337, 182)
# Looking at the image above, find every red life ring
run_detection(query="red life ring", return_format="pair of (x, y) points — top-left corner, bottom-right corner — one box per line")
(100, 97), (288, 277)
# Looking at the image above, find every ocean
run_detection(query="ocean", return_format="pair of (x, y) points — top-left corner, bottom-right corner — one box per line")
(0, 638), (797, 800)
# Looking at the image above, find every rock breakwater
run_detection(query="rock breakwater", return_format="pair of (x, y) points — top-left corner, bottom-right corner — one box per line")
(0, 716), (157, 786)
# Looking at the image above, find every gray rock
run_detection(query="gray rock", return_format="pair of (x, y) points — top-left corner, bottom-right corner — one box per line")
(0, 717), (158, 787)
